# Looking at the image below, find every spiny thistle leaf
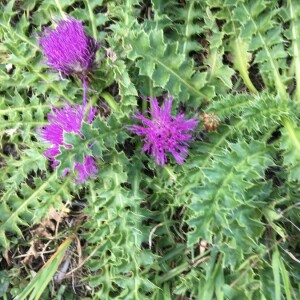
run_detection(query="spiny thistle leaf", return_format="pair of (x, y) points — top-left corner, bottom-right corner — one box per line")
(0, 172), (72, 248)
(81, 152), (156, 299)
(0, 91), (50, 144)
(195, 6), (236, 94)
(56, 115), (126, 178)
(208, 93), (294, 134)
(164, 0), (204, 55)
(187, 141), (274, 266)
(127, 29), (215, 105)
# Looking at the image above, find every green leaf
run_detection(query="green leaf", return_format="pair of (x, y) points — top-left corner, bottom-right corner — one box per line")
(15, 236), (73, 300)
(280, 119), (300, 182)
(187, 141), (274, 266)
(127, 29), (215, 104)
(272, 248), (281, 300)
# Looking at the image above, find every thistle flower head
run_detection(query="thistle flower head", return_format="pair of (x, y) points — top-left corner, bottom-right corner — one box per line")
(40, 17), (99, 78)
(39, 102), (98, 183)
(129, 96), (198, 167)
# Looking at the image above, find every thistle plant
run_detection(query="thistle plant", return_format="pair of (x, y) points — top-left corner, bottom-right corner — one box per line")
(0, 1), (300, 299)
(37, 16), (100, 184)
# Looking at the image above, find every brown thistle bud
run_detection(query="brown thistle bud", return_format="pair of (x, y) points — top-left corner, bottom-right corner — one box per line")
(200, 112), (221, 133)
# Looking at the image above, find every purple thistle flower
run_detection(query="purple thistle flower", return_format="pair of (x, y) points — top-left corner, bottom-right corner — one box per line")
(39, 102), (98, 183)
(40, 17), (99, 78)
(129, 96), (198, 167)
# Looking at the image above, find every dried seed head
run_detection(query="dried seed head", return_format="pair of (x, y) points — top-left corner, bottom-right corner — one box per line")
(200, 112), (221, 132)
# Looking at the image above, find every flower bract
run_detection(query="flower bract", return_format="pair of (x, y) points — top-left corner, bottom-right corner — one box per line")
(129, 96), (198, 167)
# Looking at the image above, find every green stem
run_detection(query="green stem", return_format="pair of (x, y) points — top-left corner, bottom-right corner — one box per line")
(54, 0), (66, 19)
(158, 245), (187, 264)
(182, 0), (195, 55)
(283, 118), (300, 152)
(232, 38), (258, 93)
(226, 8), (257, 93)
(288, 0), (300, 105)
(208, 48), (218, 83)
(100, 92), (119, 112)
(142, 97), (148, 112)
(164, 165), (176, 181)
(160, 249), (211, 283)
(82, 77), (88, 106)
(85, 0), (97, 40)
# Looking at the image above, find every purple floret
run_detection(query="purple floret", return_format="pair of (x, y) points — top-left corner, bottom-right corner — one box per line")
(39, 102), (98, 183)
(129, 96), (198, 167)
(40, 17), (99, 78)
(74, 156), (99, 184)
